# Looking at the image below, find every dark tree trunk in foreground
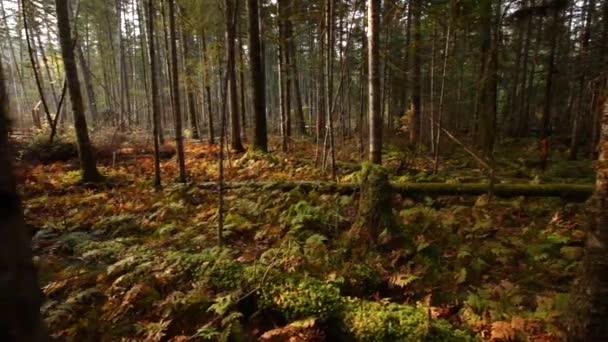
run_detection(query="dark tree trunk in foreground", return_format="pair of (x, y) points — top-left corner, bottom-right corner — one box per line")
(0, 53), (48, 342)
(168, 0), (187, 182)
(148, 0), (161, 188)
(224, 0), (245, 152)
(368, 0), (381, 164)
(580, 85), (608, 340)
(247, 0), (267, 152)
(55, 0), (102, 183)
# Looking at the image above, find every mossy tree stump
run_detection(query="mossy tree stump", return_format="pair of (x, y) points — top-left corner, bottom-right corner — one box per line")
(350, 164), (396, 244)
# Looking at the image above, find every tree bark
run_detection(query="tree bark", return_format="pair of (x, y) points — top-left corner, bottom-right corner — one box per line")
(55, 0), (102, 183)
(0, 52), (49, 342)
(368, 0), (382, 164)
(168, 0), (187, 182)
(569, 0), (595, 160)
(581, 81), (608, 341)
(224, 0), (245, 152)
(147, 0), (162, 188)
(77, 44), (99, 124)
(183, 33), (200, 140)
(477, 0), (497, 158)
(201, 31), (215, 145)
(247, 0), (268, 152)
(410, 0), (422, 147)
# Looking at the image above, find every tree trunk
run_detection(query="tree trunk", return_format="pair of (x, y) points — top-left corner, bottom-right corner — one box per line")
(0, 56), (49, 342)
(247, 0), (268, 152)
(147, 0), (162, 188)
(116, 0), (131, 128)
(77, 44), (99, 124)
(224, 0), (245, 152)
(168, 0), (187, 182)
(410, 0), (422, 147)
(368, 0), (382, 164)
(570, 0), (595, 160)
(278, 0), (291, 152)
(325, 0), (337, 180)
(283, 0), (306, 136)
(476, 0), (497, 158)
(56, 0), (102, 183)
(183, 33), (200, 140)
(201, 31), (215, 145)
(581, 81), (608, 341)
(22, 0), (54, 142)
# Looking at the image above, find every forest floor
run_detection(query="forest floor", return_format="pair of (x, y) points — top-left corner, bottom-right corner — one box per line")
(16, 132), (596, 341)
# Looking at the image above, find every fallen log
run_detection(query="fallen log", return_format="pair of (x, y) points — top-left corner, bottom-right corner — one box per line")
(197, 181), (594, 201)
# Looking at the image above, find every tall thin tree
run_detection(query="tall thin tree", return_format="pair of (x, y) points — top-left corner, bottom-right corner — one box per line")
(247, 0), (268, 152)
(368, 0), (381, 164)
(148, 0), (162, 188)
(224, 0), (245, 152)
(55, 0), (102, 183)
(168, 0), (187, 182)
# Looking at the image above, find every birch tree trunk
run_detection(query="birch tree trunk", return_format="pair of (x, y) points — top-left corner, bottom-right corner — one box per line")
(368, 0), (381, 164)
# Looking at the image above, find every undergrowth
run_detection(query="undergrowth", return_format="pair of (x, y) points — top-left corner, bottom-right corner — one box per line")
(21, 141), (589, 341)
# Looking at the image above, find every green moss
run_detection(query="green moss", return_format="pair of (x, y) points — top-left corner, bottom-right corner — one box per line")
(263, 278), (343, 321)
(427, 319), (479, 342)
(341, 299), (429, 341)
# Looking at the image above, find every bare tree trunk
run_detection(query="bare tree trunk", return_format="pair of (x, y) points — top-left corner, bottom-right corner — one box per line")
(434, 21), (451, 174)
(224, 0), (245, 152)
(77, 44), (99, 123)
(278, 0), (292, 150)
(183, 33), (200, 140)
(21, 0), (55, 142)
(116, 0), (131, 128)
(476, 0), (497, 158)
(247, 0), (268, 152)
(368, 0), (381, 164)
(201, 31), (215, 144)
(410, 0), (421, 147)
(0, 57), (49, 342)
(147, 0), (162, 188)
(580, 80), (608, 341)
(325, 0), (336, 179)
(540, 5), (560, 169)
(283, 0), (306, 136)
(168, 0), (187, 182)
(55, 0), (102, 182)
(570, 0), (594, 160)
(238, 33), (247, 138)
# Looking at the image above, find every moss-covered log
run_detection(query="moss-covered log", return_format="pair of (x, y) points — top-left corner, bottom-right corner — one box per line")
(197, 181), (593, 201)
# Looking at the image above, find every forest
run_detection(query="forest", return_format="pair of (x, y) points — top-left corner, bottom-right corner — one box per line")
(0, 0), (607, 340)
